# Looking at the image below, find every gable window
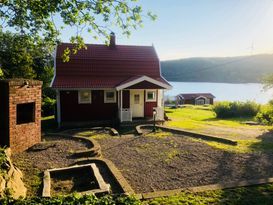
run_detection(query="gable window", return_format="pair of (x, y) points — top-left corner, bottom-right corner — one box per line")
(78, 90), (92, 104)
(146, 90), (156, 102)
(104, 90), (116, 103)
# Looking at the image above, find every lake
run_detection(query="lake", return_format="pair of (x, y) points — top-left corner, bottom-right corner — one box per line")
(165, 82), (273, 104)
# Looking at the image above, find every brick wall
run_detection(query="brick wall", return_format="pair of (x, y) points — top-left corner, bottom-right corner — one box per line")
(0, 79), (42, 153)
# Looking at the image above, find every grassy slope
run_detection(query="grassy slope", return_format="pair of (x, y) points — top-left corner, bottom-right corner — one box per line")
(165, 106), (273, 153)
(146, 184), (273, 205)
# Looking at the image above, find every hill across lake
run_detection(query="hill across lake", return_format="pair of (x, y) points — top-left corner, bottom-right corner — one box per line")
(161, 54), (273, 83)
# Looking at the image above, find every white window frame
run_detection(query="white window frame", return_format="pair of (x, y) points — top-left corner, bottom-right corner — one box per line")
(78, 90), (92, 104)
(146, 90), (157, 102)
(104, 90), (117, 103)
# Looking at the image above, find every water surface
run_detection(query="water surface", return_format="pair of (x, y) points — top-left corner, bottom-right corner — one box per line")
(165, 82), (273, 104)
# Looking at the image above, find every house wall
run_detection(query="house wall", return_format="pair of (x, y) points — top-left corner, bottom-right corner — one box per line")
(60, 90), (118, 122)
(183, 98), (213, 105)
(210, 98), (214, 104)
(144, 90), (158, 117)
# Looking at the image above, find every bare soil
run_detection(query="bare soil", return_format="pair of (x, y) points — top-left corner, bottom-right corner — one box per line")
(12, 135), (91, 196)
(97, 134), (273, 193)
(50, 167), (98, 196)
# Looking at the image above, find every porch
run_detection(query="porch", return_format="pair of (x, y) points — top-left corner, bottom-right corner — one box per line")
(117, 89), (165, 122)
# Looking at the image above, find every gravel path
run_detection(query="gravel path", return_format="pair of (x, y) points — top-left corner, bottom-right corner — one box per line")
(12, 135), (91, 196)
(97, 135), (273, 193)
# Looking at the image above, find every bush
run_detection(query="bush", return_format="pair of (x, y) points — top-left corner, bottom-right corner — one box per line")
(255, 104), (273, 125)
(42, 97), (56, 117)
(213, 101), (260, 118)
(0, 194), (141, 205)
(0, 147), (7, 173)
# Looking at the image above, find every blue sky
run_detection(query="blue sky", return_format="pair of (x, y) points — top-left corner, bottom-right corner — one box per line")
(60, 0), (273, 60)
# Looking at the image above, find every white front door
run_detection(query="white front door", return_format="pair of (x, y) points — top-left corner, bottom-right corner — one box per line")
(130, 90), (144, 118)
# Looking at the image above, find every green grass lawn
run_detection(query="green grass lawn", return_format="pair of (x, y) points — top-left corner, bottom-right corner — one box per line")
(145, 184), (273, 205)
(165, 105), (273, 153)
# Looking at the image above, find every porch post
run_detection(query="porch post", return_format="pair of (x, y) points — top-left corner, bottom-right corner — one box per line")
(120, 90), (123, 122)
(56, 89), (61, 128)
(117, 90), (120, 108)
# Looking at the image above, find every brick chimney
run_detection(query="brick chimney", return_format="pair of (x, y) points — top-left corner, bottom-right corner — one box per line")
(109, 32), (116, 48)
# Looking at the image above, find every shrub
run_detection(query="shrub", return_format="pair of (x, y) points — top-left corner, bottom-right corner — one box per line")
(213, 101), (260, 118)
(0, 147), (7, 173)
(42, 97), (56, 117)
(255, 104), (273, 125)
(0, 194), (141, 205)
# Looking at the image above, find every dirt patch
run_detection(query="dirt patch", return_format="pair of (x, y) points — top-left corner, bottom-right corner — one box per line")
(11, 135), (90, 196)
(97, 135), (273, 193)
(50, 167), (98, 196)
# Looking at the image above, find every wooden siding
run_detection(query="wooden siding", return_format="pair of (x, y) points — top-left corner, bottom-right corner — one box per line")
(144, 90), (157, 117)
(60, 90), (118, 122)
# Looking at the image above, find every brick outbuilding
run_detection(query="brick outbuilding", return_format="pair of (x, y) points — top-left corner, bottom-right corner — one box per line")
(0, 79), (42, 153)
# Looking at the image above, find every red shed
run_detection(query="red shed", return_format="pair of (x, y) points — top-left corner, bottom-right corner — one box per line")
(51, 33), (172, 126)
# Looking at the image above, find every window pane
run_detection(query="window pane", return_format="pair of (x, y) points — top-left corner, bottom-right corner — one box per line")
(134, 94), (140, 104)
(79, 91), (91, 103)
(147, 91), (156, 101)
(147, 92), (154, 100)
(106, 92), (114, 100)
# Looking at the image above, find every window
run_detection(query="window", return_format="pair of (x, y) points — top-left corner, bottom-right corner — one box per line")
(78, 90), (91, 104)
(17, 102), (35, 124)
(196, 99), (205, 105)
(146, 90), (156, 102)
(134, 94), (140, 104)
(104, 90), (116, 103)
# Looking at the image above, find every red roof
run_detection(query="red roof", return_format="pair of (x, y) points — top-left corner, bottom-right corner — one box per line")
(51, 43), (170, 89)
(177, 93), (215, 100)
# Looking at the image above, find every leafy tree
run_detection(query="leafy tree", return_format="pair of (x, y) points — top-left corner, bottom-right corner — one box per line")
(0, 0), (156, 60)
(0, 31), (54, 87)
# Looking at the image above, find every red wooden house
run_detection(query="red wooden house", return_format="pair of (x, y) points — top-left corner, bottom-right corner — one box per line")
(51, 34), (172, 127)
(176, 93), (215, 105)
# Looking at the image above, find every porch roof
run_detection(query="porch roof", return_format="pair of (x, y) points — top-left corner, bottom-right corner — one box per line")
(116, 75), (172, 90)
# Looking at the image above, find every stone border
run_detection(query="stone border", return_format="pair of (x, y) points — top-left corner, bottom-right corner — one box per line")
(44, 133), (102, 158)
(74, 157), (135, 195)
(136, 124), (237, 145)
(58, 127), (119, 136)
(136, 177), (273, 200)
(42, 163), (110, 197)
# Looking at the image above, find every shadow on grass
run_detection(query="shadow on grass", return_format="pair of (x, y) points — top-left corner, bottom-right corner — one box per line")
(116, 126), (137, 135)
(41, 115), (58, 133)
(201, 116), (253, 123)
(250, 130), (273, 152)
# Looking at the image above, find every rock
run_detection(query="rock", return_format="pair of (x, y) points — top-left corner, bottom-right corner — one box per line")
(0, 175), (6, 197)
(0, 148), (27, 199)
(6, 166), (27, 199)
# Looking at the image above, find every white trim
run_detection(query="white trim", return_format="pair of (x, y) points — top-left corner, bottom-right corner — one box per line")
(56, 90), (61, 127)
(145, 89), (157, 102)
(78, 90), (92, 104)
(50, 45), (57, 87)
(195, 96), (209, 100)
(116, 75), (172, 91)
(104, 90), (117, 103)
